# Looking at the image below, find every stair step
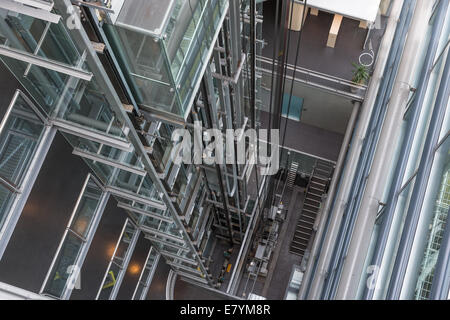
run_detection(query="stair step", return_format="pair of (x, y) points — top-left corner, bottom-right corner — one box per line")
(295, 229), (310, 237)
(300, 213), (316, 221)
(300, 216), (316, 225)
(302, 207), (318, 215)
(305, 197), (321, 204)
(297, 224), (313, 232)
(306, 193), (322, 201)
(310, 181), (326, 189)
(303, 203), (319, 211)
(292, 237), (309, 245)
(315, 167), (332, 175)
(312, 176), (328, 183)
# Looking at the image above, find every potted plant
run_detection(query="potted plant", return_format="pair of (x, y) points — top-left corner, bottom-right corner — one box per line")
(351, 62), (369, 93)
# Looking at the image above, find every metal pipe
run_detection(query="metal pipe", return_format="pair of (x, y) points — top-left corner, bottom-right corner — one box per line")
(201, 76), (234, 245)
(306, 0), (405, 299)
(322, 0), (417, 299)
(336, 0), (430, 300)
(387, 3), (450, 297)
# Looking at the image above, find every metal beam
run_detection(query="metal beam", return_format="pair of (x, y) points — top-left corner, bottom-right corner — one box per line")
(0, 45), (92, 81)
(0, 0), (59, 23)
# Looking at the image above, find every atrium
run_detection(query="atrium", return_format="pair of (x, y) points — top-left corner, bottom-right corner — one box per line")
(0, 0), (448, 302)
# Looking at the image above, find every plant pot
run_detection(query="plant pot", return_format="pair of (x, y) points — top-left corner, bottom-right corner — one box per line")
(350, 82), (364, 94)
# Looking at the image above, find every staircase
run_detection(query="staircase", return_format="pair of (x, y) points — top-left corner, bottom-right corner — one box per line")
(290, 160), (334, 257)
(286, 161), (299, 188)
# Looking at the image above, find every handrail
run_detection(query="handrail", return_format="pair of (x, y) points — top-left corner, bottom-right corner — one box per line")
(257, 55), (367, 89)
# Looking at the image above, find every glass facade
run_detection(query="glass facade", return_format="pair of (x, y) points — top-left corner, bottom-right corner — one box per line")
(358, 2), (450, 299)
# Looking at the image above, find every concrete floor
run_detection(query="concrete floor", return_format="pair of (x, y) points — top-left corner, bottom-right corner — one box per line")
(174, 278), (236, 300)
(262, 0), (386, 80)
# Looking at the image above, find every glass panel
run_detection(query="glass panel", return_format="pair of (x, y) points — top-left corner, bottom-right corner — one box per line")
(0, 94), (45, 187)
(37, 20), (82, 66)
(372, 177), (417, 299)
(415, 137), (450, 300)
(1, 13), (82, 66)
(97, 220), (138, 300)
(0, 183), (15, 231)
(69, 179), (103, 238)
(111, 25), (181, 116)
(41, 175), (105, 299)
(97, 261), (121, 300)
(42, 232), (83, 298)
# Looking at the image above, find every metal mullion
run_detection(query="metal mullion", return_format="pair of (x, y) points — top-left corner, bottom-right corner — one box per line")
(140, 225), (185, 244)
(131, 247), (159, 300)
(0, 45), (92, 81)
(52, 119), (132, 152)
(67, 228), (87, 242)
(109, 224), (140, 300)
(144, 234), (189, 252)
(435, 130), (449, 151)
(160, 251), (198, 266)
(40, 174), (107, 299)
(117, 202), (172, 223)
(72, 147), (147, 177)
(24, 21), (52, 76)
(106, 185), (166, 211)
(96, 218), (130, 300)
(0, 176), (20, 194)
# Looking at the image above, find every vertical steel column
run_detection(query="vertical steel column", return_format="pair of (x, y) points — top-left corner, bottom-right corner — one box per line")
(229, 0), (244, 127)
(0, 123), (56, 259)
(336, 0), (430, 300)
(109, 227), (140, 300)
(201, 73), (234, 245)
(387, 9), (450, 296)
(250, 0), (257, 130)
(306, 0), (406, 299)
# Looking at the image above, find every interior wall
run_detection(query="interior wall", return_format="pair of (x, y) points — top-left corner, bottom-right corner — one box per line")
(260, 80), (354, 135)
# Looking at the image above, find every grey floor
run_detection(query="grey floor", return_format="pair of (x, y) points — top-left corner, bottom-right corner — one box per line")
(262, 0), (387, 80)
(174, 278), (235, 300)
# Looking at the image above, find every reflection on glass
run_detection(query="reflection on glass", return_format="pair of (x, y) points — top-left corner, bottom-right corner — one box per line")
(415, 138), (450, 300)
(43, 232), (83, 298)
